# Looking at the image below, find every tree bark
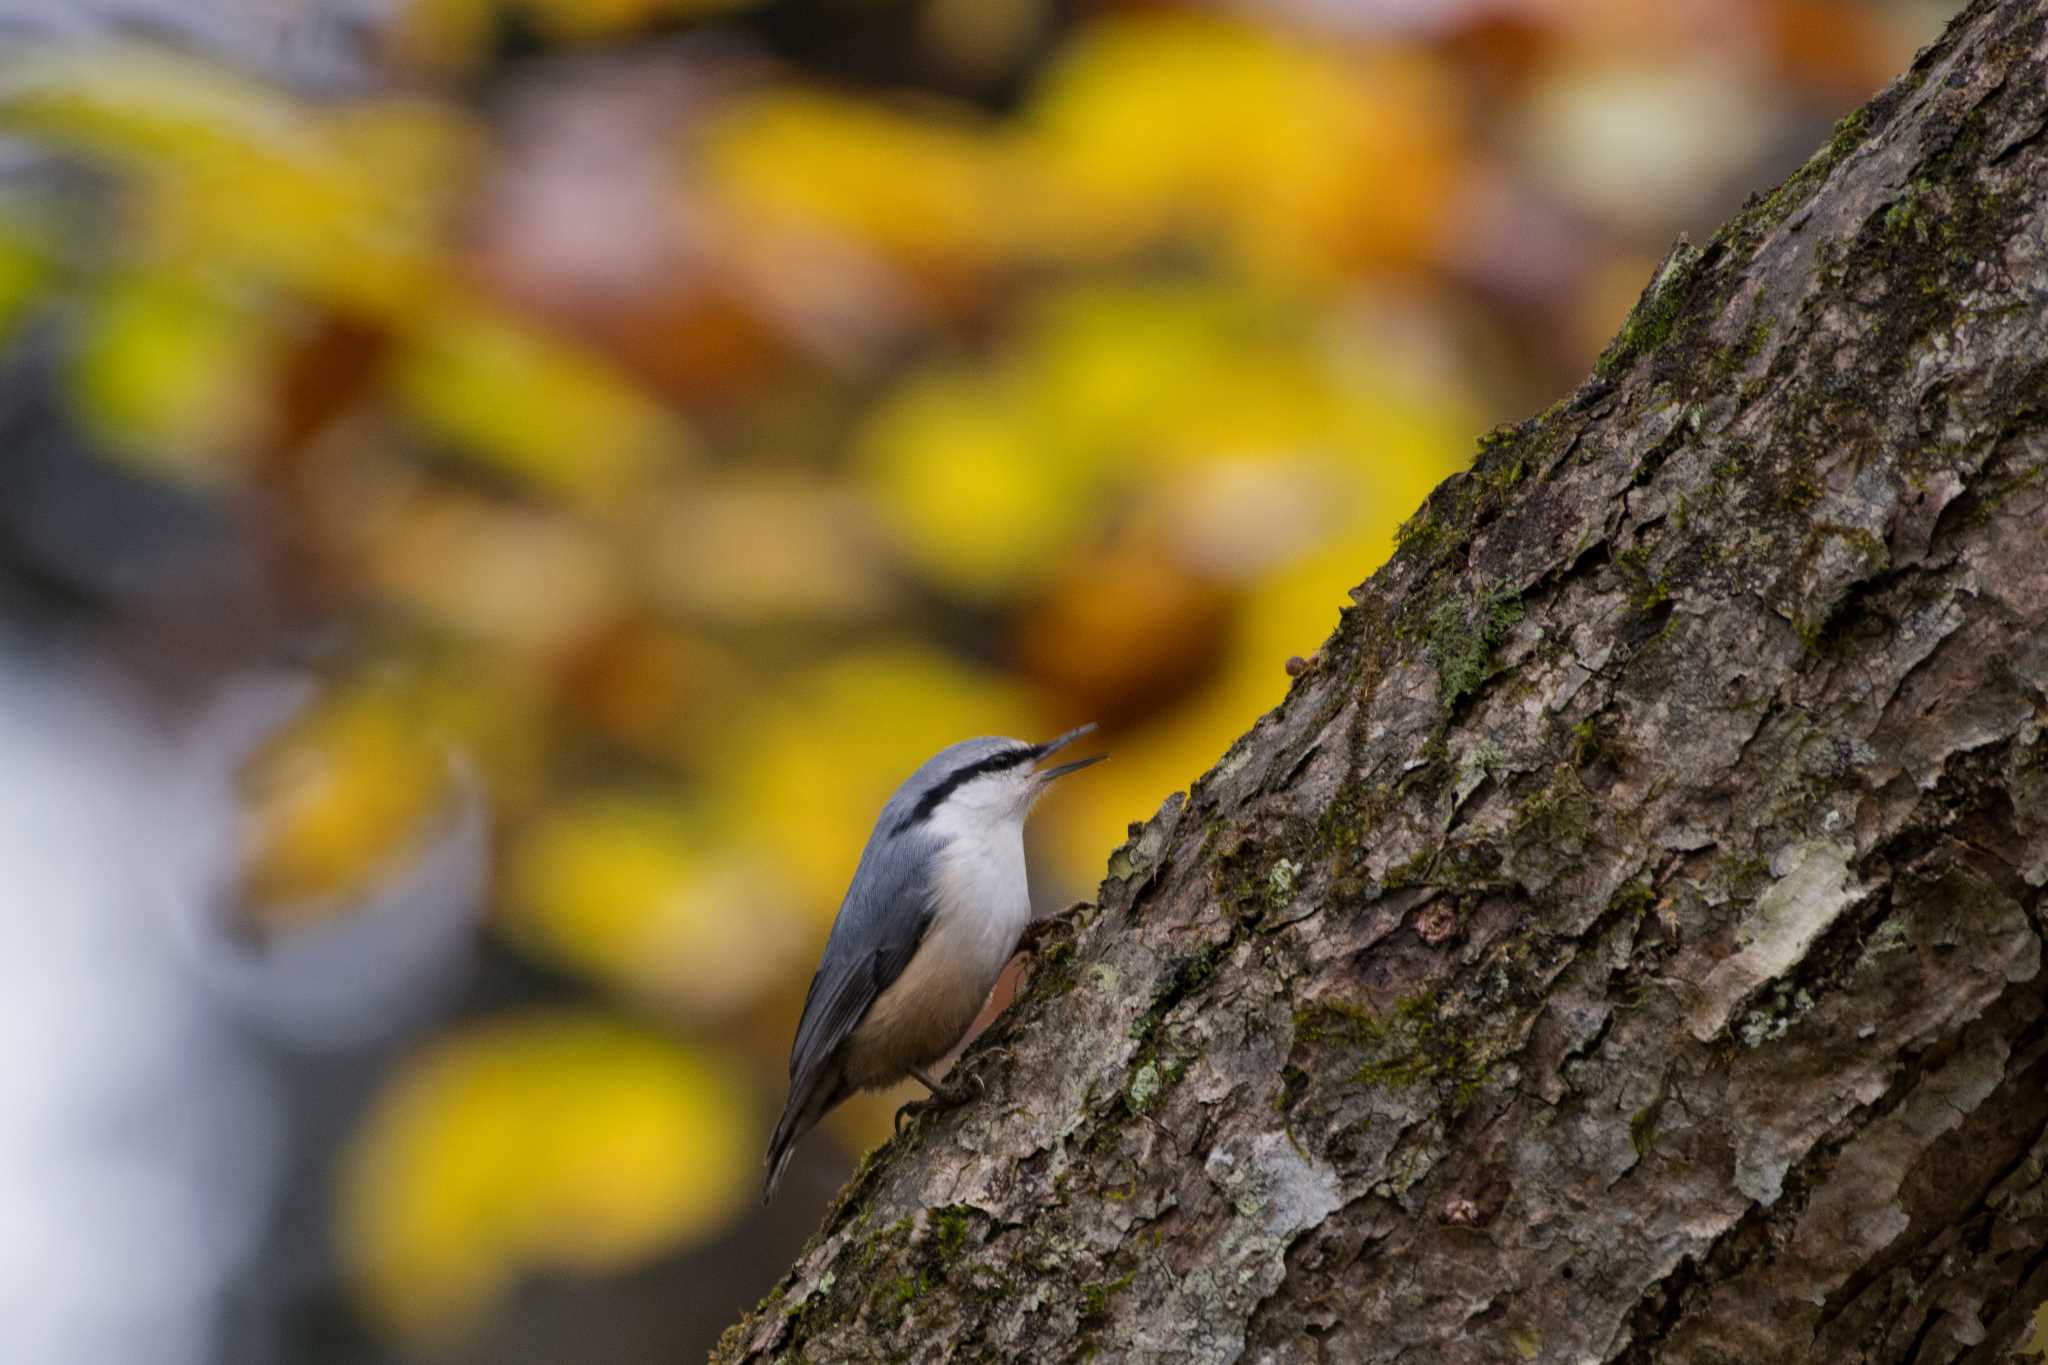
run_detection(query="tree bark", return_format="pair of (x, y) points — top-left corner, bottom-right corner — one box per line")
(715, 2), (2048, 1359)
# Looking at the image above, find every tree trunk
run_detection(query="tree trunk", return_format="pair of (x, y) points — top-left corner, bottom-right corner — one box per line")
(714, 2), (2048, 1359)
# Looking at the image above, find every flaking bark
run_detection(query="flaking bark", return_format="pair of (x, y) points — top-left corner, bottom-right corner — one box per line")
(715, 2), (2048, 1359)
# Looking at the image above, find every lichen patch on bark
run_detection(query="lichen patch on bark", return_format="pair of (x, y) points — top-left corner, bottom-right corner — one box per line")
(1689, 837), (1861, 1042)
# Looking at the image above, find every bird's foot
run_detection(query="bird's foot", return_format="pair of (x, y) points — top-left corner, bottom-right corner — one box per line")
(1012, 903), (1090, 990)
(893, 1067), (989, 1135)
(1015, 914), (1058, 956)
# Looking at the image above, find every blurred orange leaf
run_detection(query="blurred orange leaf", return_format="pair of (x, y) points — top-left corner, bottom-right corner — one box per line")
(1010, 540), (1231, 724)
(561, 621), (747, 765)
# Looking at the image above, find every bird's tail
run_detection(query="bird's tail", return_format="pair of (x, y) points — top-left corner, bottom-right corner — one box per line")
(763, 1073), (844, 1204)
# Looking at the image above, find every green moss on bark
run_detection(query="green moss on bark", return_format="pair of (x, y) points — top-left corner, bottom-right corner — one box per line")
(1425, 586), (1525, 712)
(1295, 992), (1495, 1115)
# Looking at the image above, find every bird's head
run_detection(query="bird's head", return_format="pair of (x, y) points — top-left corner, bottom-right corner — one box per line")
(891, 723), (1106, 835)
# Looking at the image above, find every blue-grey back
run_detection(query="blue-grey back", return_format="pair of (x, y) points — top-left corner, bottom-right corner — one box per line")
(815, 812), (940, 978)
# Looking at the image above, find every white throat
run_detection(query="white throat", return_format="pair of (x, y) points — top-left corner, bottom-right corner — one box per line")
(924, 798), (1033, 985)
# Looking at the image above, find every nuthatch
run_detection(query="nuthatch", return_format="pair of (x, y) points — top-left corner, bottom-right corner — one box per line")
(764, 724), (1105, 1201)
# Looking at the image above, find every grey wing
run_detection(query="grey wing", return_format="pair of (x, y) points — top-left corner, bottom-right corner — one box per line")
(784, 828), (940, 1095)
(764, 808), (940, 1199)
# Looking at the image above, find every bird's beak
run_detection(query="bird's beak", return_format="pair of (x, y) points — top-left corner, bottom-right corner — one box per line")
(1033, 722), (1107, 782)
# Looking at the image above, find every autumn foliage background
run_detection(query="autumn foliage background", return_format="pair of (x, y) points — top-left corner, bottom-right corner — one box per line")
(0, 1), (1954, 1361)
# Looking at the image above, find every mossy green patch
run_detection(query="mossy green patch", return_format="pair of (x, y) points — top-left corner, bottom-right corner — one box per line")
(1708, 314), (1777, 388)
(1312, 777), (1388, 870)
(1614, 536), (1674, 615)
(1882, 176), (1938, 242)
(930, 1204), (975, 1263)
(1379, 846), (1436, 892)
(1078, 1266), (1138, 1322)
(885, 1274), (921, 1309)
(1295, 992), (1494, 1115)
(1426, 585), (1525, 712)
(1722, 107), (1871, 249)
(1511, 766), (1597, 850)
(837, 1205), (992, 1333)
(1568, 717), (1608, 769)
(1595, 240), (1704, 381)
(1629, 1102), (1661, 1158)
(1393, 415), (1557, 569)
(1609, 879), (1657, 921)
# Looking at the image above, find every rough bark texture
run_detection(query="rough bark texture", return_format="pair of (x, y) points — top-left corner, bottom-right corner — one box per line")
(715, 3), (2048, 1360)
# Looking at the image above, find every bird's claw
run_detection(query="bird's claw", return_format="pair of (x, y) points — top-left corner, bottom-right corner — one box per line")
(1017, 901), (1090, 957)
(1014, 917), (1056, 957)
(893, 1069), (989, 1135)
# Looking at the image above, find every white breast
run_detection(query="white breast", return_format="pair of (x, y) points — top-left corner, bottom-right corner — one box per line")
(926, 807), (1033, 977)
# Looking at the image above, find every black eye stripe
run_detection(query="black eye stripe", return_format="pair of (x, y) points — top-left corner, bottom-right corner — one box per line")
(890, 746), (1035, 835)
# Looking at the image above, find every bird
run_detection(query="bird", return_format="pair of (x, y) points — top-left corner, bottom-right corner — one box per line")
(763, 723), (1105, 1202)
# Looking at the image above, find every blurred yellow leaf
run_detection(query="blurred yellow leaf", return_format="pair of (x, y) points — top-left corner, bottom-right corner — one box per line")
(390, 303), (694, 505)
(855, 363), (1102, 598)
(0, 218), (46, 342)
(1018, 281), (1341, 470)
(2023, 1299), (2048, 1358)
(147, 103), (471, 320)
(238, 681), (454, 922)
(859, 278), (1477, 599)
(339, 1014), (751, 1343)
(72, 270), (275, 481)
(1, 48), (473, 316)
(504, 794), (808, 1015)
(713, 647), (1043, 912)
(0, 44), (314, 170)
(1024, 13), (1463, 279)
(701, 88), (1022, 296)
(702, 16), (1464, 288)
